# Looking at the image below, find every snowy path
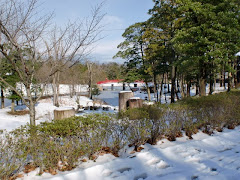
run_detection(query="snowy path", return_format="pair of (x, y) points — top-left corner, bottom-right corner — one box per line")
(22, 127), (240, 180)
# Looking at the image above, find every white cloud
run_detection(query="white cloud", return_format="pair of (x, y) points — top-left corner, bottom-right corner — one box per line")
(94, 39), (122, 55)
(91, 38), (124, 63)
(103, 15), (124, 26)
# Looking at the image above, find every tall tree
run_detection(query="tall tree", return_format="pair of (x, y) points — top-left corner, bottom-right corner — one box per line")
(148, 0), (181, 102)
(114, 22), (153, 100)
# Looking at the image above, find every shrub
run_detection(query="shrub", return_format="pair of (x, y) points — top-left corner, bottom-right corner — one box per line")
(0, 130), (26, 179)
(119, 108), (151, 150)
(144, 105), (167, 145)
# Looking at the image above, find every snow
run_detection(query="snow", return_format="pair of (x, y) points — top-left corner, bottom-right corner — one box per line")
(130, 97), (140, 100)
(0, 102), (56, 131)
(235, 52), (240, 56)
(0, 95), (95, 131)
(55, 107), (74, 111)
(119, 91), (133, 93)
(17, 127), (240, 180)
(0, 94), (119, 131)
(14, 84), (88, 97)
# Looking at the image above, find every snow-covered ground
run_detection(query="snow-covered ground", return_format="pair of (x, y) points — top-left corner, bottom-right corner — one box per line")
(0, 95), (116, 131)
(0, 101), (56, 131)
(96, 83), (228, 106)
(19, 127), (240, 180)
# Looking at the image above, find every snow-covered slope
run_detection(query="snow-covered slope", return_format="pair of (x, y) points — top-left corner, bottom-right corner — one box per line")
(20, 127), (240, 180)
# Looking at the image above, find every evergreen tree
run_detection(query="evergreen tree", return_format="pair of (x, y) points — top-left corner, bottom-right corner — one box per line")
(148, 0), (181, 102)
(173, 0), (240, 95)
(114, 22), (153, 99)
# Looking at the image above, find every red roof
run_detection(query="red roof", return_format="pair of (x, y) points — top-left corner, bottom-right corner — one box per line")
(134, 80), (144, 83)
(97, 79), (123, 85)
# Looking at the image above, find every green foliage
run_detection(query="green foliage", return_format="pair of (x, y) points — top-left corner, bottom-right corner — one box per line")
(91, 85), (100, 96)
(7, 91), (22, 101)
(114, 22), (153, 83)
(102, 62), (124, 80)
(119, 108), (149, 120)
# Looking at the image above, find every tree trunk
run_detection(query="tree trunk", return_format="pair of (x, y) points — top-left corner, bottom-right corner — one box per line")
(237, 56), (240, 84)
(89, 81), (92, 99)
(209, 62), (214, 95)
(171, 65), (176, 103)
(52, 72), (60, 107)
(87, 63), (93, 99)
(167, 82), (170, 93)
(228, 60), (234, 92)
(199, 61), (206, 96)
(56, 72), (60, 105)
(209, 74), (214, 95)
(196, 82), (199, 96)
(175, 86), (180, 100)
(29, 100), (36, 126)
(146, 82), (151, 101)
(199, 77), (206, 96)
(26, 87), (36, 126)
(180, 75), (185, 99)
(153, 73), (157, 99)
(177, 78), (180, 93)
(159, 73), (164, 104)
(52, 80), (57, 105)
(228, 72), (232, 92)
(233, 57), (238, 88)
(223, 67), (226, 89)
(187, 80), (191, 97)
(70, 84), (75, 98)
(220, 70), (223, 87)
(11, 99), (15, 113)
(145, 82), (151, 101)
(1, 87), (4, 109)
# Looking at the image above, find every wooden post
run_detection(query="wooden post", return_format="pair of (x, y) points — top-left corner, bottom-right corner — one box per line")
(127, 97), (143, 109)
(54, 107), (75, 120)
(119, 91), (134, 111)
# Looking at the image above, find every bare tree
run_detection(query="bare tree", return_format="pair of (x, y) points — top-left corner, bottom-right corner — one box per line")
(45, 4), (104, 106)
(0, 0), (104, 126)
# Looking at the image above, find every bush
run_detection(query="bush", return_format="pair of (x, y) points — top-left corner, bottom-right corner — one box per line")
(144, 105), (167, 145)
(0, 130), (26, 179)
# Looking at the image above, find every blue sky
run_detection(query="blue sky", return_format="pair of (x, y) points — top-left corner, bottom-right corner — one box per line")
(40, 0), (154, 63)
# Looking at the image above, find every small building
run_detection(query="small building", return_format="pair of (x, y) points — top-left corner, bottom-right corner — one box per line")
(97, 79), (145, 91)
(97, 79), (124, 90)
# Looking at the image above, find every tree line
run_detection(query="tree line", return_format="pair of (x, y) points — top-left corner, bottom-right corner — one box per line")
(114, 0), (240, 103)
